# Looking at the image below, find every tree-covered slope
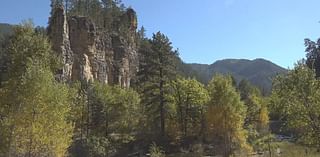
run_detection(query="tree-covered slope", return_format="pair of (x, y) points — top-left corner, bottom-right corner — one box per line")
(187, 58), (287, 93)
(0, 23), (14, 84)
(0, 23), (13, 41)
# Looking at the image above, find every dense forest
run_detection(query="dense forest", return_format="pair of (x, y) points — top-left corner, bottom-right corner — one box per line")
(1, 0), (320, 157)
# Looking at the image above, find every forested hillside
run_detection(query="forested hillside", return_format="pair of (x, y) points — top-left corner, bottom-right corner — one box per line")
(0, 23), (13, 41)
(0, 23), (14, 86)
(187, 59), (287, 94)
(1, 1), (320, 157)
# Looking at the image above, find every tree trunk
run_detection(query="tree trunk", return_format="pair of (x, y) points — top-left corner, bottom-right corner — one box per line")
(105, 108), (109, 137)
(268, 139), (272, 157)
(159, 65), (165, 137)
(80, 92), (85, 140)
(87, 91), (90, 137)
(28, 109), (36, 157)
(105, 108), (109, 157)
(176, 88), (184, 135)
(199, 108), (205, 140)
(184, 100), (189, 137)
(179, 104), (183, 135)
(160, 79), (165, 137)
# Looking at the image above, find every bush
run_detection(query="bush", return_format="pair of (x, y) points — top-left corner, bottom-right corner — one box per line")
(149, 143), (165, 157)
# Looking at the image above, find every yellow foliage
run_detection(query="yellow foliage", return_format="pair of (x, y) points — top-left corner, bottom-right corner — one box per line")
(206, 74), (252, 155)
(259, 106), (269, 128)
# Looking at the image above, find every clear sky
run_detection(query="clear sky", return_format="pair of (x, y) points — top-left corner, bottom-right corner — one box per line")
(1, 0), (320, 68)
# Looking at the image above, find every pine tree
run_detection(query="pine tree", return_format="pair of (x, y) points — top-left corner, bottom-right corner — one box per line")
(137, 32), (178, 139)
(305, 38), (320, 77)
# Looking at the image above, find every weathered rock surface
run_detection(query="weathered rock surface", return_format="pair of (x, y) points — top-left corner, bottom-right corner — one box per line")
(48, 6), (138, 87)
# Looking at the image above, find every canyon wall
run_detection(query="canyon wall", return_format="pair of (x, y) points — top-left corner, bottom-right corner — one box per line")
(48, 6), (138, 87)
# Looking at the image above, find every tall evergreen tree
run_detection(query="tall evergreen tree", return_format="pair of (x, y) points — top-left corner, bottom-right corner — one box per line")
(137, 32), (178, 139)
(305, 38), (320, 77)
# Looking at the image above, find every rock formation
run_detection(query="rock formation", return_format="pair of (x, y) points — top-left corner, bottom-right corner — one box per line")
(48, 6), (138, 88)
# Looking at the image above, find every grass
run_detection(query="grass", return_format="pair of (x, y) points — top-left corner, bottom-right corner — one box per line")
(166, 141), (320, 157)
(249, 141), (320, 157)
(266, 141), (320, 157)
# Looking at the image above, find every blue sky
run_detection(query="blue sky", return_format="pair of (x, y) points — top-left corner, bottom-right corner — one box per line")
(1, 0), (320, 68)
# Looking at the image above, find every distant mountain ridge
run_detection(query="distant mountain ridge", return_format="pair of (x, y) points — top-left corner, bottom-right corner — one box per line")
(0, 23), (14, 83)
(185, 58), (287, 94)
(0, 23), (14, 41)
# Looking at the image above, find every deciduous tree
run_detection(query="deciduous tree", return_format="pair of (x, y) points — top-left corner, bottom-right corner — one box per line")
(169, 78), (209, 139)
(0, 22), (74, 157)
(206, 74), (251, 156)
(271, 61), (320, 148)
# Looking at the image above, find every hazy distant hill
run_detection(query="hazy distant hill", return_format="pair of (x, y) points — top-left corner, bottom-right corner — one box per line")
(0, 23), (14, 57)
(0, 23), (14, 83)
(0, 23), (13, 41)
(186, 59), (287, 93)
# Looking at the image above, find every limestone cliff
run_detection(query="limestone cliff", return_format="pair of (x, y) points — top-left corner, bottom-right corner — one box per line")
(48, 6), (138, 88)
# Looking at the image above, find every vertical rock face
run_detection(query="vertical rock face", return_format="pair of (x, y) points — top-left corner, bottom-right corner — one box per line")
(48, 5), (73, 82)
(48, 6), (138, 87)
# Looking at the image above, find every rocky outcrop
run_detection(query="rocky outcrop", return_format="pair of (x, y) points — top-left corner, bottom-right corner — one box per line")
(48, 6), (138, 87)
(47, 6), (73, 82)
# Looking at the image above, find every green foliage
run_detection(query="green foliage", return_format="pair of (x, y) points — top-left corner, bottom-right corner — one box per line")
(249, 133), (273, 152)
(168, 77), (209, 139)
(206, 74), (252, 156)
(10, 65), (73, 157)
(6, 21), (58, 79)
(0, 2), (307, 157)
(238, 79), (269, 128)
(0, 22), (74, 157)
(238, 79), (270, 151)
(305, 38), (320, 77)
(85, 136), (112, 157)
(273, 142), (320, 157)
(51, 0), (130, 33)
(270, 61), (320, 147)
(70, 82), (142, 157)
(149, 143), (165, 157)
(137, 32), (178, 138)
(90, 82), (141, 138)
(67, 0), (105, 25)
(238, 79), (253, 100)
